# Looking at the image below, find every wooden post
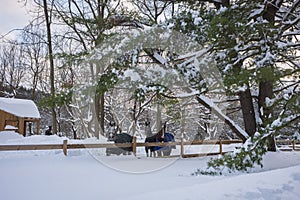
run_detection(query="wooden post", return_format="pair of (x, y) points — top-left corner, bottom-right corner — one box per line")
(133, 136), (137, 157)
(292, 139), (295, 151)
(180, 138), (184, 158)
(219, 139), (222, 155)
(63, 139), (68, 156)
(36, 120), (40, 135)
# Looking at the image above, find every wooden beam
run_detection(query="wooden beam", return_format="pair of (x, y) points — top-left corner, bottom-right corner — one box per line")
(0, 144), (63, 151)
(63, 140), (68, 156)
(181, 138), (184, 158)
(0, 139), (298, 158)
(36, 120), (40, 135)
(132, 136), (137, 156)
(182, 151), (230, 158)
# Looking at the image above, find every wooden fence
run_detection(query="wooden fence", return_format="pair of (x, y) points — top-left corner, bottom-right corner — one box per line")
(276, 139), (300, 151)
(0, 138), (298, 158)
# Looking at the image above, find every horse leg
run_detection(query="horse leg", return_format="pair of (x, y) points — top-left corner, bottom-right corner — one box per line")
(163, 149), (171, 156)
(151, 150), (154, 157)
(157, 150), (162, 157)
(145, 147), (149, 157)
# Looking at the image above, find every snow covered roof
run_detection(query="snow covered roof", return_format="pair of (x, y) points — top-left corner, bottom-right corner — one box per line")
(0, 97), (41, 118)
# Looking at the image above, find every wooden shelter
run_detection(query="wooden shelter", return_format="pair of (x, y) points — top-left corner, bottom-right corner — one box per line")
(0, 97), (41, 136)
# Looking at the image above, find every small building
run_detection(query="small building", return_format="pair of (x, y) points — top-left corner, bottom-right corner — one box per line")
(0, 97), (41, 136)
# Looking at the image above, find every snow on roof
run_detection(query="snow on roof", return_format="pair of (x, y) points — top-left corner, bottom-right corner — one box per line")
(4, 125), (18, 130)
(0, 97), (40, 118)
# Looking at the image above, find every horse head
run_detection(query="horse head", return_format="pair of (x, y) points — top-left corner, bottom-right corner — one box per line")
(157, 122), (167, 142)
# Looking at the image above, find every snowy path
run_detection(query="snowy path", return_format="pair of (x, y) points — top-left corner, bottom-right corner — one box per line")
(1, 132), (300, 200)
(0, 152), (214, 200)
(0, 150), (300, 200)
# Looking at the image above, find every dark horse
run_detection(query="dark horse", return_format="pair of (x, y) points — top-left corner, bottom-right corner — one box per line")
(145, 124), (175, 157)
(106, 133), (133, 156)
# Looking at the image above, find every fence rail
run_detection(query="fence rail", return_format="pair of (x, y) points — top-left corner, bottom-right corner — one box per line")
(0, 144), (63, 151)
(276, 139), (300, 151)
(0, 138), (298, 158)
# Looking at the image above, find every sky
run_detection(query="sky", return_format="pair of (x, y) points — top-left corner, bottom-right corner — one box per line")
(0, 0), (31, 39)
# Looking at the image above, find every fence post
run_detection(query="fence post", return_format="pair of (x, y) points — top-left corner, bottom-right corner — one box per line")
(133, 136), (137, 157)
(63, 140), (68, 156)
(180, 138), (184, 158)
(292, 139), (295, 150)
(219, 139), (222, 155)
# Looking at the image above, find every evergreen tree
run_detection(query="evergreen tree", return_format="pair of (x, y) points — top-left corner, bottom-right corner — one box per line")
(168, 0), (300, 173)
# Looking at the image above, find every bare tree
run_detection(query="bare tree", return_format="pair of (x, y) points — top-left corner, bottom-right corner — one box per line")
(42, 0), (57, 134)
(131, 0), (174, 25)
(51, 0), (144, 138)
(22, 23), (47, 100)
(0, 42), (27, 93)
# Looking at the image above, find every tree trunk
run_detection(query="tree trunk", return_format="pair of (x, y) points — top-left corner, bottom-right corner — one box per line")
(258, 80), (276, 151)
(217, 0), (257, 140)
(94, 0), (106, 139)
(94, 94), (104, 139)
(99, 94), (105, 137)
(257, 0), (282, 152)
(43, 0), (57, 134)
(156, 103), (162, 132)
(239, 88), (256, 137)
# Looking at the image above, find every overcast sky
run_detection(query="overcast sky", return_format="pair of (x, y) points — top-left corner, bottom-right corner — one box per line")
(0, 0), (31, 39)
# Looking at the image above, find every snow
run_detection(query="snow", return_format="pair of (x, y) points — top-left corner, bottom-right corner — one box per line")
(0, 97), (40, 118)
(4, 125), (18, 130)
(0, 131), (300, 200)
(249, 5), (264, 19)
(123, 69), (141, 82)
(295, 131), (300, 140)
(198, 95), (249, 139)
(193, 17), (202, 26)
(153, 51), (167, 65)
(0, 131), (24, 142)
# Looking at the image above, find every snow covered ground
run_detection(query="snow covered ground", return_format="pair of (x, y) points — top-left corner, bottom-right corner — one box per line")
(0, 131), (300, 200)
